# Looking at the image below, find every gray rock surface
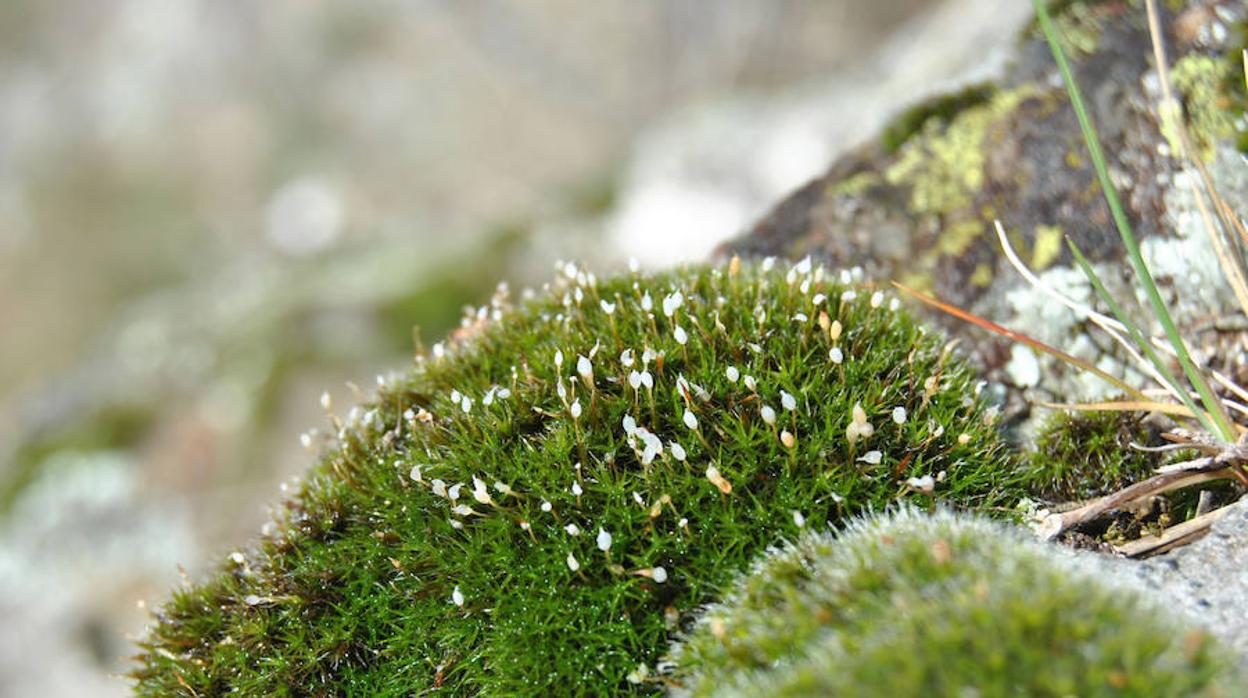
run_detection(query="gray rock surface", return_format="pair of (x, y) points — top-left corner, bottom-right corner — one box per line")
(1126, 497), (1248, 665)
(721, 0), (1248, 436)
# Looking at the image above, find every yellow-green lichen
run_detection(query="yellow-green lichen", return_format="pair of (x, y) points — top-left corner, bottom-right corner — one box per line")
(970, 263), (994, 287)
(885, 87), (1036, 219)
(880, 84), (995, 154)
(1168, 55), (1240, 161)
(936, 219), (987, 257)
(826, 171), (881, 198)
(1219, 17), (1248, 154)
(897, 270), (935, 295)
(1052, 2), (1108, 55)
(1031, 224), (1064, 270)
(1025, 1), (1114, 56)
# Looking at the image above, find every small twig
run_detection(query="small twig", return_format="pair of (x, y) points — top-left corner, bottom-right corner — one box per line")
(1187, 314), (1248, 334)
(1039, 465), (1233, 539)
(1195, 490), (1215, 518)
(1155, 455), (1222, 474)
(1116, 504), (1235, 558)
(1128, 441), (1195, 454)
(1143, 0), (1175, 105)
(1210, 368), (1248, 408)
(1161, 428), (1227, 454)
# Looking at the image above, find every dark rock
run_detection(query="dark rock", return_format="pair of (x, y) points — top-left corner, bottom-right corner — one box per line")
(719, 0), (1247, 427)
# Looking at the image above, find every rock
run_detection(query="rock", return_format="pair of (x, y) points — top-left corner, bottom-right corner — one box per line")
(605, 0), (1034, 267)
(717, 2), (1248, 666)
(1126, 496), (1248, 666)
(720, 0), (1248, 429)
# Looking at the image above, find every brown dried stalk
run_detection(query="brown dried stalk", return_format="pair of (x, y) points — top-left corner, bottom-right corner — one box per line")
(1038, 460), (1233, 540)
(1117, 504), (1235, 558)
(1040, 431), (1248, 544)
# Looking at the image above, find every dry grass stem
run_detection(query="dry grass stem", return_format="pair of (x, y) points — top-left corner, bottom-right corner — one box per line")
(1040, 465), (1234, 540)
(1144, 0), (1248, 317)
(994, 222), (1175, 397)
(1117, 504), (1234, 558)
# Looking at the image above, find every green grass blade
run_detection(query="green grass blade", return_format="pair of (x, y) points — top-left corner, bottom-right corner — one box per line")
(1067, 239), (1216, 435)
(1033, 0), (1236, 441)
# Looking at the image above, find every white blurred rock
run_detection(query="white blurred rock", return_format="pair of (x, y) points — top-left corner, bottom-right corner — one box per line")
(265, 176), (345, 256)
(608, 0), (1033, 268)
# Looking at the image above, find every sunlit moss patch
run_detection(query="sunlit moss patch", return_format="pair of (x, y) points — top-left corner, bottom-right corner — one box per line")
(132, 259), (1030, 696)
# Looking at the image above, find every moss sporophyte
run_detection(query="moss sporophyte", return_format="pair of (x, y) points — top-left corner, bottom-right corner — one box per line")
(133, 258), (1033, 695)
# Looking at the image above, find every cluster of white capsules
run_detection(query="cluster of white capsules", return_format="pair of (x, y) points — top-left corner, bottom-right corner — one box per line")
(491, 258), (952, 608)
(306, 256), (957, 617)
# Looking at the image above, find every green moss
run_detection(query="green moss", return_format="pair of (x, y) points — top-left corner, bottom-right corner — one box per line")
(880, 84), (995, 154)
(132, 261), (1030, 696)
(884, 86), (1035, 218)
(1027, 409), (1164, 502)
(1026, 410), (1238, 541)
(672, 509), (1241, 698)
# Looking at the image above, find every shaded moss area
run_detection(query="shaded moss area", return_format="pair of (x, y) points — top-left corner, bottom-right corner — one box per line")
(1027, 409), (1167, 502)
(880, 84), (995, 154)
(673, 509), (1241, 697)
(1027, 409), (1242, 544)
(131, 262), (1034, 696)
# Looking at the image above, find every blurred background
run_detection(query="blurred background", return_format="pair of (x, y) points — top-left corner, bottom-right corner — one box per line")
(0, 1), (1030, 694)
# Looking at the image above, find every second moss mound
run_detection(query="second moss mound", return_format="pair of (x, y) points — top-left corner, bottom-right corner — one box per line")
(134, 260), (1028, 695)
(671, 508), (1240, 697)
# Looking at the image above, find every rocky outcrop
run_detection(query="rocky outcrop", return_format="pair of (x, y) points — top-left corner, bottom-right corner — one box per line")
(721, 0), (1248, 425)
